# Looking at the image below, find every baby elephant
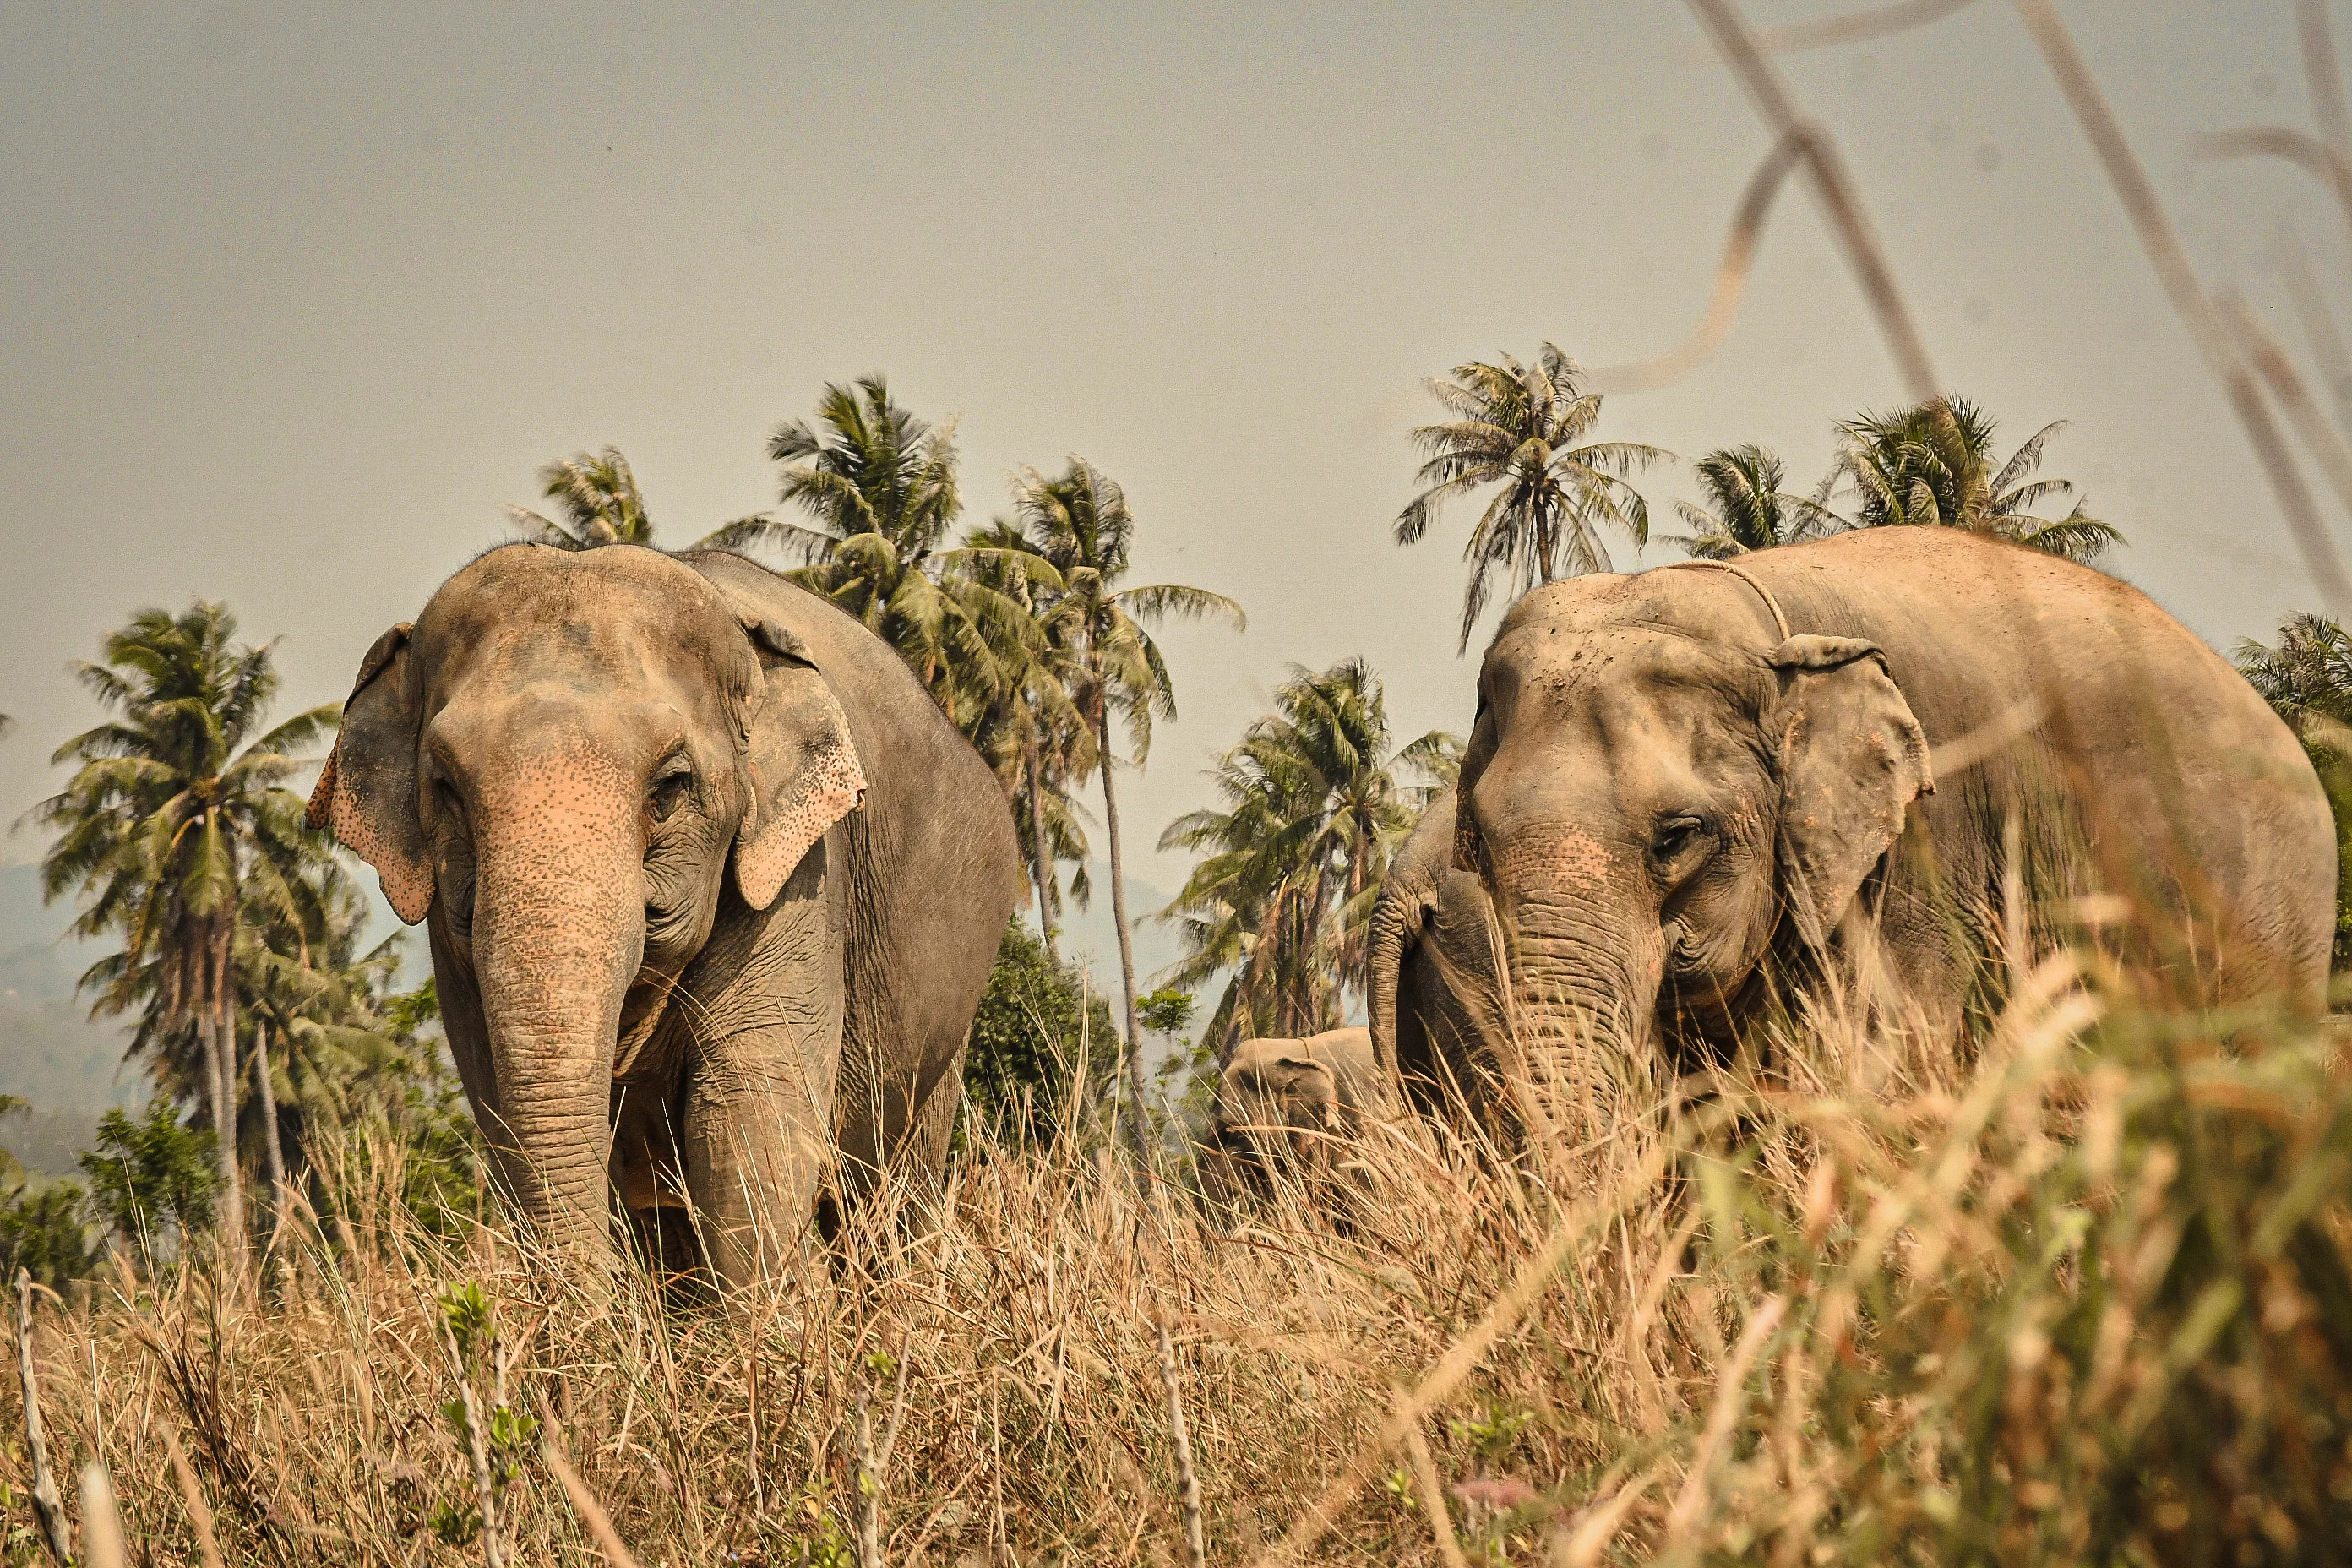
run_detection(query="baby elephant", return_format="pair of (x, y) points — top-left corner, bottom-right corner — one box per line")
(1200, 1026), (1393, 1212)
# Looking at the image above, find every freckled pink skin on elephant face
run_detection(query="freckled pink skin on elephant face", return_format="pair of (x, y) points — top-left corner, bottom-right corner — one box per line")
(315, 544), (1019, 1284)
(1451, 529), (2334, 1134)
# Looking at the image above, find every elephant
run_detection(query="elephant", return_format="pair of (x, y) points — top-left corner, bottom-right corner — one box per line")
(310, 543), (1021, 1285)
(1450, 528), (2333, 1138)
(1367, 788), (1511, 1125)
(1198, 1026), (1393, 1209)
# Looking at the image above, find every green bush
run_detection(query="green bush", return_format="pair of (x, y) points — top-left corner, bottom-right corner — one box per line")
(965, 919), (1117, 1146)
(0, 1179), (103, 1290)
(79, 1100), (219, 1257)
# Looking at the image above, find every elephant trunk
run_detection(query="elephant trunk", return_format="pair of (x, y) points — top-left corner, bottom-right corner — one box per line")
(1497, 905), (1660, 1150)
(468, 754), (645, 1258)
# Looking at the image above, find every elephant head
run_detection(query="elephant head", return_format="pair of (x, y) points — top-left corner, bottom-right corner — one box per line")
(311, 544), (866, 1255)
(1203, 1027), (1386, 1204)
(1454, 569), (1932, 1132)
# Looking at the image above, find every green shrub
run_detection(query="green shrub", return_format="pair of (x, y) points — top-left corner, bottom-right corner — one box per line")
(965, 918), (1117, 1146)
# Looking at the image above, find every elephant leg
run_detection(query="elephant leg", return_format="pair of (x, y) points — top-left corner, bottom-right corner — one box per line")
(678, 847), (843, 1288)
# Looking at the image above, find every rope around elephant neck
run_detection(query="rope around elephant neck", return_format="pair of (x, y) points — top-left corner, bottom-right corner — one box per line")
(1666, 558), (1792, 643)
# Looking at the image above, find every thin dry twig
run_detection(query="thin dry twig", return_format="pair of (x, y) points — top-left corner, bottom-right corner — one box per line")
(537, 1396), (645, 1568)
(1684, 0), (1941, 400)
(14, 1271), (70, 1568)
(1154, 1316), (1208, 1568)
(2302, 0), (2352, 163)
(2192, 128), (2352, 237)
(1399, 1406), (1468, 1568)
(78, 1464), (127, 1568)
(1591, 129), (1808, 394)
(1753, 0), (1979, 54)
(2011, 0), (2352, 614)
(159, 1418), (226, 1568)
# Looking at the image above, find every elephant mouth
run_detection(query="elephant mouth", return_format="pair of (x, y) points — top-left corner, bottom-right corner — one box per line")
(612, 973), (682, 1079)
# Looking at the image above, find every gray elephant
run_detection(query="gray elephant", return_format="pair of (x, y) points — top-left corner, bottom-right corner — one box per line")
(1366, 788), (1511, 1126)
(1450, 529), (2333, 1135)
(311, 544), (1021, 1284)
(1198, 1027), (1393, 1208)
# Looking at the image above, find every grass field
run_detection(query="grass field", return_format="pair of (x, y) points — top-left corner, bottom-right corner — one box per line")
(6, 950), (2350, 1566)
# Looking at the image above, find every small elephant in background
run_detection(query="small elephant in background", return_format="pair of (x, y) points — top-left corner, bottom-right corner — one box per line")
(1198, 1026), (1394, 1211)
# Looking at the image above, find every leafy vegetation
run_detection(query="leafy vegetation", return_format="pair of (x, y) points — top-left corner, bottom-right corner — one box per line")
(1394, 343), (1666, 650)
(1160, 657), (1453, 1050)
(964, 917), (1117, 1146)
(2237, 612), (2352, 965)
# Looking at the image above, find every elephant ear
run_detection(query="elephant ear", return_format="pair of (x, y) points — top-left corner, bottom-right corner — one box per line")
(309, 623), (433, 924)
(1270, 1054), (1340, 1128)
(732, 614), (868, 911)
(1767, 634), (1934, 950)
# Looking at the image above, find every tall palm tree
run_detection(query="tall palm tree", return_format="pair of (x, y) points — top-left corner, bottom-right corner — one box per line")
(957, 520), (1098, 966)
(234, 855), (415, 1187)
(1667, 444), (1843, 558)
(727, 378), (1033, 725)
(508, 445), (767, 553)
(1160, 659), (1452, 1051)
(506, 447), (657, 548)
(1007, 460), (1244, 1160)
(1827, 395), (2123, 564)
(35, 604), (338, 1249)
(1394, 344), (1669, 651)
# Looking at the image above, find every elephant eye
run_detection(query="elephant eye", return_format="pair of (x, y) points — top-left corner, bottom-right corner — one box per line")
(647, 769), (694, 824)
(1650, 816), (1712, 873)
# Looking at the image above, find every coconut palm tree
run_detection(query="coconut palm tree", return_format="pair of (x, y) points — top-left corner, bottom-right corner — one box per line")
(726, 378), (1036, 725)
(1006, 460), (1244, 1160)
(1160, 659), (1451, 1051)
(956, 520), (1099, 966)
(35, 603), (338, 1249)
(1827, 395), (2122, 563)
(508, 445), (769, 553)
(1395, 344), (1669, 651)
(506, 446), (658, 548)
(2237, 612), (2352, 963)
(1667, 444), (1843, 558)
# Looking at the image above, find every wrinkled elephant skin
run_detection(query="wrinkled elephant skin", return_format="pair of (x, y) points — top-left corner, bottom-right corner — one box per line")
(1367, 788), (1511, 1125)
(313, 545), (1021, 1285)
(1451, 530), (2333, 1136)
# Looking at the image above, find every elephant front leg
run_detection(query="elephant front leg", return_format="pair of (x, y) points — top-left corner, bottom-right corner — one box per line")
(681, 1015), (837, 1287)
(677, 847), (845, 1288)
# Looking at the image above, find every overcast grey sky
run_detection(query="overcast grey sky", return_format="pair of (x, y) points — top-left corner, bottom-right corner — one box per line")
(2, 0), (2341, 922)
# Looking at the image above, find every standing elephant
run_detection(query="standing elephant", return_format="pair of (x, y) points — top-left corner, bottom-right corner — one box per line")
(311, 544), (1021, 1284)
(1199, 1027), (1393, 1207)
(1451, 529), (2332, 1135)
(1367, 789), (1509, 1124)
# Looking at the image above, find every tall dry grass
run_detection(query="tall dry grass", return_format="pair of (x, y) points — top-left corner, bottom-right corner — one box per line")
(2, 951), (2348, 1566)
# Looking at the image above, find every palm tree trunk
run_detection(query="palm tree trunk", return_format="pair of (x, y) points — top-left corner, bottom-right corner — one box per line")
(1095, 706), (1150, 1168)
(1024, 731), (1061, 969)
(209, 924), (245, 1251)
(252, 1021), (286, 1197)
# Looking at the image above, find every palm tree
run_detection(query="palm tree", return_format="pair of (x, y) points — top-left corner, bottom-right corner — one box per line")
(2237, 612), (2352, 964)
(1394, 344), (1669, 651)
(1006, 460), (1244, 1161)
(1667, 444), (1843, 559)
(506, 447), (657, 548)
(507, 445), (768, 553)
(1827, 395), (2123, 564)
(234, 856), (417, 1188)
(727, 378), (1034, 725)
(35, 604), (338, 1250)
(1161, 659), (1452, 1052)
(957, 520), (1099, 966)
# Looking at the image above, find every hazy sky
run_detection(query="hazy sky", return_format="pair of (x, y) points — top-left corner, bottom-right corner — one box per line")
(2, 0), (2342, 926)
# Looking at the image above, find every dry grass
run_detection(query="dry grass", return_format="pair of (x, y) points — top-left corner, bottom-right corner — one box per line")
(2, 953), (2349, 1566)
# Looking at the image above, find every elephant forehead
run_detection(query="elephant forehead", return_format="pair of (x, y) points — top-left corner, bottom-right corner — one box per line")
(423, 547), (753, 691)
